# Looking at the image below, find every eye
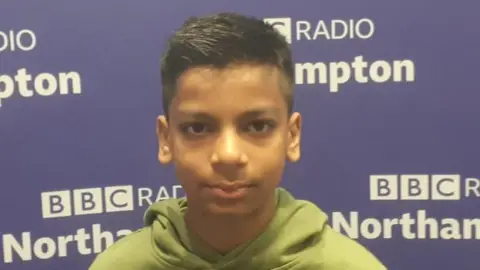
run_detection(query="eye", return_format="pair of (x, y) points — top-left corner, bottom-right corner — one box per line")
(180, 122), (210, 135)
(245, 120), (276, 133)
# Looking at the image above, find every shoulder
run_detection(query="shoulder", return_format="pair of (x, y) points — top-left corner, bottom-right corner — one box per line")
(89, 227), (156, 270)
(317, 224), (387, 269)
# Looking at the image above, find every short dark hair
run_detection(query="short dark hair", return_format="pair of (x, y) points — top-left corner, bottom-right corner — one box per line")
(160, 12), (294, 116)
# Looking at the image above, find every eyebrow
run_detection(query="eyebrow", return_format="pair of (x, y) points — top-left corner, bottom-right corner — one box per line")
(176, 108), (281, 120)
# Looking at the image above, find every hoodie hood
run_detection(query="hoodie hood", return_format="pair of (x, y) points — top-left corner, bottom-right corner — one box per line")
(143, 188), (329, 269)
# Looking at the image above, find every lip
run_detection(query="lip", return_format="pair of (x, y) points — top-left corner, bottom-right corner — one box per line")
(212, 183), (252, 191)
(207, 184), (253, 199)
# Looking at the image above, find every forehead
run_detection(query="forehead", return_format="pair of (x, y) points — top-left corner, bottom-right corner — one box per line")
(170, 64), (288, 114)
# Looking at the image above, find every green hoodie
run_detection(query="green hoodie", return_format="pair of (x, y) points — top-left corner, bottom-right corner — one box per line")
(89, 188), (386, 269)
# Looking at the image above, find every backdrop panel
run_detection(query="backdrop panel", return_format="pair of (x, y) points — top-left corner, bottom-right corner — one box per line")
(1, 1), (478, 269)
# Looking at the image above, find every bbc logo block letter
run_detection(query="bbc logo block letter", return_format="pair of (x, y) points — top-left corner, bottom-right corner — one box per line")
(105, 185), (134, 212)
(400, 175), (430, 200)
(370, 175), (398, 200)
(41, 190), (72, 218)
(263, 18), (292, 43)
(431, 174), (461, 200)
(73, 188), (103, 216)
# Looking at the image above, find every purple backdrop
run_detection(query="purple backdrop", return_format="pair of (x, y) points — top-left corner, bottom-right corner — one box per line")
(1, 1), (479, 269)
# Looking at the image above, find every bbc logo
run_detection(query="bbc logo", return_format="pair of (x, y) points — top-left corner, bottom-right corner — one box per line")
(370, 175), (461, 201)
(264, 17), (292, 44)
(41, 186), (134, 219)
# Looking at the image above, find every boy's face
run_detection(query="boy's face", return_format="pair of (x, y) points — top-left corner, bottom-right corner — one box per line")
(157, 63), (301, 216)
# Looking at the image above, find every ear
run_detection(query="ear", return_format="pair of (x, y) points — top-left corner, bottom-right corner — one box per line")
(156, 115), (172, 164)
(286, 112), (302, 163)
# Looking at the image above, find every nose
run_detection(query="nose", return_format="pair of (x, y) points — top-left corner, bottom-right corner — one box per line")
(210, 129), (248, 165)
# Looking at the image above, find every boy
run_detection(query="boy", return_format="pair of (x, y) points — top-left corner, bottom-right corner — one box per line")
(89, 12), (386, 269)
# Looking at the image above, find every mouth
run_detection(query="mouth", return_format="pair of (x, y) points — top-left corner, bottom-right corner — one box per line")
(207, 184), (253, 199)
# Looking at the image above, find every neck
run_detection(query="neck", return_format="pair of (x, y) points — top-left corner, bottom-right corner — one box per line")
(185, 195), (277, 254)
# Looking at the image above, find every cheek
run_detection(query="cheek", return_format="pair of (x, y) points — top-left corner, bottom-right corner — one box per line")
(173, 160), (209, 200)
(172, 142), (213, 184)
(249, 141), (287, 181)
